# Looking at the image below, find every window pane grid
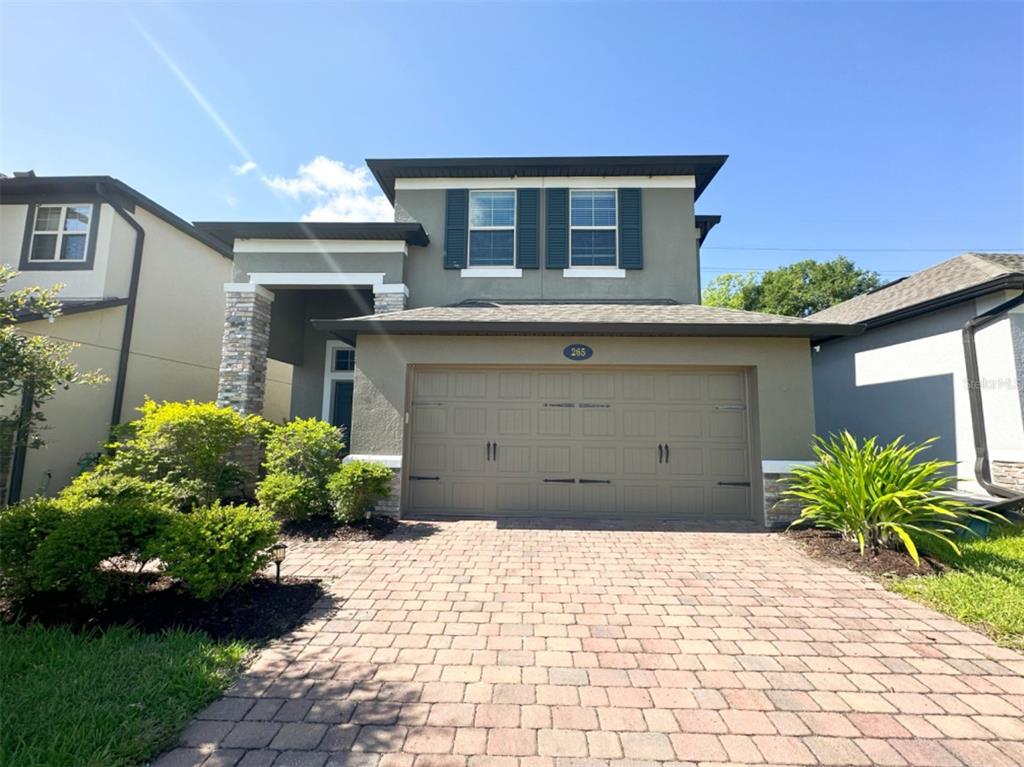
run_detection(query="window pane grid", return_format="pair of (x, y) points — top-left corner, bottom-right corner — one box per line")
(570, 191), (617, 267)
(469, 191), (515, 267)
(333, 349), (355, 371)
(29, 205), (91, 263)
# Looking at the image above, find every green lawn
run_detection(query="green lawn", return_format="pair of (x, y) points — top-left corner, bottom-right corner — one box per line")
(0, 624), (248, 767)
(891, 523), (1024, 650)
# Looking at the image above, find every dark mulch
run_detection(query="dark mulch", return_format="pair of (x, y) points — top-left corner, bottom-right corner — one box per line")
(279, 513), (399, 542)
(787, 527), (947, 578)
(1, 575), (325, 642)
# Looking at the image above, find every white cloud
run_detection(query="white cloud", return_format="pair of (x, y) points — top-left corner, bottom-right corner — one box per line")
(231, 160), (258, 176)
(262, 156), (393, 222)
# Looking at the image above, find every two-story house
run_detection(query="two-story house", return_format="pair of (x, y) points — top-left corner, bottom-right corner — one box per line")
(198, 155), (861, 526)
(1, 173), (292, 503)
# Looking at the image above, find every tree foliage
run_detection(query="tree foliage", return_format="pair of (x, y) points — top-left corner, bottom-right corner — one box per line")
(702, 256), (881, 317)
(1, 266), (105, 505)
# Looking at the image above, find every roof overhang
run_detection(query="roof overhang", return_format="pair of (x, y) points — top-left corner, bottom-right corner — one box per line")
(193, 221), (429, 248)
(0, 176), (234, 259)
(13, 296), (129, 324)
(695, 215), (722, 246)
(312, 317), (863, 346)
(367, 155), (728, 204)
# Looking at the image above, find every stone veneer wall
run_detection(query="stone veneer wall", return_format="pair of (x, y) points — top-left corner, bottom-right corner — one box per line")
(992, 461), (1024, 492)
(763, 472), (802, 529)
(372, 469), (403, 517)
(374, 290), (408, 314)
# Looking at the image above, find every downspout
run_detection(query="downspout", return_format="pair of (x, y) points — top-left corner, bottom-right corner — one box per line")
(96, 183), (145, 429)
(5, 384), (33, 504)
(962, 286), (1024, 505)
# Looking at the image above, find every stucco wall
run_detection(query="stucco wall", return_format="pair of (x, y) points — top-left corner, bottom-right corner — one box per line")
(393, 188), (701, 307)
(812, 297), (1024, 493)
(350, 334), (816, 463)
(14, 309), (124, 495)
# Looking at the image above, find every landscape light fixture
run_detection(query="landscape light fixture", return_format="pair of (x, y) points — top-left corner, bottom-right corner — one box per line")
(270, 543), (288, 584)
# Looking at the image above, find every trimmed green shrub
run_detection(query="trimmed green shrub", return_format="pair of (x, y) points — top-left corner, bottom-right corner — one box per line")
(58, 471), (180, 512)
(785, 432), (1003, 564)
(257, 419), (344, 519)
(0, 497), (68, 598)
(256, 473), (325, 521)
(31, 501), (170, 603)
(154, 503), (277, 600)
(327, 461), (393, 524)
(103, 400), (271, 506)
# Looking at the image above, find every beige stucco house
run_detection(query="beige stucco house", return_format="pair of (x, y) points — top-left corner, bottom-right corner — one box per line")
(197, 155), (862, 526)
(1, 174), (292, 502)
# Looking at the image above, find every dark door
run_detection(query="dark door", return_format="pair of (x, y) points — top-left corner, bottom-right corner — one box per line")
(331, 381), (354, 448)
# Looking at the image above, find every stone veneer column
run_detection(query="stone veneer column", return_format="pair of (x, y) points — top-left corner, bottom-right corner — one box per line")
(217, 284), (274, 415)
(373, 284), (409, 314)
(992, 461), (1024, 492)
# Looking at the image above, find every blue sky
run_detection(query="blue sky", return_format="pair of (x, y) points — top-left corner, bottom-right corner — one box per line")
(2, 1), (1021, 284)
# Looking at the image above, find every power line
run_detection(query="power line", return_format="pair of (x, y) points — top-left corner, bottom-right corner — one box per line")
(703, 246), (1022, 253)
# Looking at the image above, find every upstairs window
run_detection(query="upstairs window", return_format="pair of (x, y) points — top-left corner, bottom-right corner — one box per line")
(332, 348), (355, 372)
(29, 205), (92, 262)
(469, 190), (515, 266)
(570, 190), (617, 267)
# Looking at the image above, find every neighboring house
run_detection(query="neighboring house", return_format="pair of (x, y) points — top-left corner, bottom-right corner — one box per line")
(811, 253), (1024, 498)
(1, 174), (293, 502)
(198, 155), (861, 525)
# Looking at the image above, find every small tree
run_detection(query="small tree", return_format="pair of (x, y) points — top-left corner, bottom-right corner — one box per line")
(0, 266), (104, 505)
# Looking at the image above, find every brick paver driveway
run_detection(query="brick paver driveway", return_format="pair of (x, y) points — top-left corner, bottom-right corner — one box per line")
(158, 519), (1024, 767)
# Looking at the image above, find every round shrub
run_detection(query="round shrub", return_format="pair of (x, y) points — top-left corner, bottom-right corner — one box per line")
(31, 500), (171, 603)
(0, 497), (69, 599)
(256, 472), (326, 521)
(58, 470), (180, 512)
(154, 503), (278, 600)
(263, 418), (344, 478)
(327, 461), (394, 524)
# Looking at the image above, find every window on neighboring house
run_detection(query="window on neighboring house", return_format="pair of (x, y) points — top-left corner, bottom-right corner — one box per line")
(570, 190), (617, 267)
(469, 190), (515, 266)
(29, 205), (92, 262)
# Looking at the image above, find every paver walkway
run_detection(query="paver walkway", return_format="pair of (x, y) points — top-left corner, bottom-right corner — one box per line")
(156, 519), (1024, 767)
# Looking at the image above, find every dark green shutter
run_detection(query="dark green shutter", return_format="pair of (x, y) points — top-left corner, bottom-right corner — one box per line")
(618, 188), (643, 269)
(516, 189), (539, 269)
(545, 188), (569, 269)
(444, 189), (468, 269)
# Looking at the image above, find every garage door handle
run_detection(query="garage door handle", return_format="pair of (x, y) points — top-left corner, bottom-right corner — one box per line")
(410, 475), (440, 481)
(543, 478), (576, 483)
(664, 444), (670, 463)
(486, 441), (492, 461)
(717, 481), (751, 487)
(579, 479), (612, 484)
(658, 444), (664, 463)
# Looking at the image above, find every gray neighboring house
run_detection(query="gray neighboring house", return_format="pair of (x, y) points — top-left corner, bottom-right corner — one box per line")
(197, 155), (862, 525)
(811, 253), (1024, 498)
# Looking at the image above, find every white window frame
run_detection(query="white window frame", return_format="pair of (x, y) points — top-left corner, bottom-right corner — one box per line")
(321, 340), (356, 423)
(569, 190), (618, 268)
(28, 204), (93, 262)
(468, 190), (516, 268)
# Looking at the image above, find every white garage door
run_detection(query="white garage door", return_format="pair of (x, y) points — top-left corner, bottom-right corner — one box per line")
(406, 367), (753, 519)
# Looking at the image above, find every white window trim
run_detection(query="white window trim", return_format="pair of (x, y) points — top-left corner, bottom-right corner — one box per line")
(460, 267), (522, 278)
(28, 204), (92, 263)
(569, 190), (618, 269)
(468, 190), (516, 269)
(321, 340), (355, 422)
(562, 267), (626, 279)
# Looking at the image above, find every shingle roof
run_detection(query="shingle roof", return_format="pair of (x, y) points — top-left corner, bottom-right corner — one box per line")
(810, 253), (1024, 325)
(312, 300), (862, 342)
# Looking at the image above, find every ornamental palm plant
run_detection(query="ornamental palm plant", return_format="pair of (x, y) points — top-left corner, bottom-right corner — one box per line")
(784, 432), (1000, 565)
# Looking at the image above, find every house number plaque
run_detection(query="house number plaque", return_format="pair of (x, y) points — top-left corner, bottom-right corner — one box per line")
(563, 343), (593, 361)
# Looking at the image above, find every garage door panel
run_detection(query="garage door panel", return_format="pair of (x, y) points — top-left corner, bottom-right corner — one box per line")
(411, 442), (446, 473)
(412, 406), (447, 435)
(623, 446), (658, 475)
(537, 445), (572, 474)
(408, 367), (753, 521)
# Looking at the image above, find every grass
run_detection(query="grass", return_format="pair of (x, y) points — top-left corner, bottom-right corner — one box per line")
(0, 623), (248, 767)
(891, 523), (1024, 650)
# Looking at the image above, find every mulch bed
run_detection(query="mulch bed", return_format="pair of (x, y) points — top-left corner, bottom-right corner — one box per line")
(1, 575), (325, 642)
(786, 528), (946, 578)
(279, 514), (399, 542)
